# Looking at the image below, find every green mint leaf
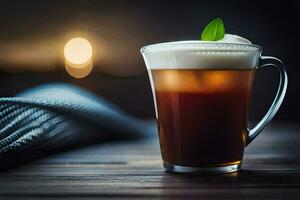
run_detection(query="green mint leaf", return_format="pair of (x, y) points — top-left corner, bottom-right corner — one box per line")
(201, 18), (225, 41)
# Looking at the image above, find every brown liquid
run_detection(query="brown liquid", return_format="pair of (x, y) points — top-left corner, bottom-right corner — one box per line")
(151, 68), (255, 167)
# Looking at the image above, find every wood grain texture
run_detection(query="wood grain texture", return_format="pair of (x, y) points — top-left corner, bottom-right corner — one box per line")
(0, 121), (299, 199)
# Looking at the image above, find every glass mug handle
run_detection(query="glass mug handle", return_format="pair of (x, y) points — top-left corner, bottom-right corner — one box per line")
(246, 56), (288, 146)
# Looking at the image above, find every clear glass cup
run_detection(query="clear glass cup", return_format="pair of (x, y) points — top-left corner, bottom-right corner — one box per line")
(141, 41), (288, 173)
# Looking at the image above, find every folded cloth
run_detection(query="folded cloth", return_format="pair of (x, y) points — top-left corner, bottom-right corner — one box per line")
(0, 83), (154, 157)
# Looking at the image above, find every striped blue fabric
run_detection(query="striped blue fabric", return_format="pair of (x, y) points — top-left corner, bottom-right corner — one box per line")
(0, 83), (153, 155)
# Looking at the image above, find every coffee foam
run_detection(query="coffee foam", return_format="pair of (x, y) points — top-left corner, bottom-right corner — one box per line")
(141, 34), (261, 69)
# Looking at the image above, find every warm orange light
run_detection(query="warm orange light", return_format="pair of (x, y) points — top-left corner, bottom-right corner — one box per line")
(64, 37), (93, 78)
(64, 37), (92, 65)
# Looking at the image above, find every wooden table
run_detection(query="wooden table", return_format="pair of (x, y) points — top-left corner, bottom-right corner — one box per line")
(0, 121), (299, 199)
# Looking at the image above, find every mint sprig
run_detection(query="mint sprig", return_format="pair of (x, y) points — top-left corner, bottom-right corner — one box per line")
(201, 18), (225, 41)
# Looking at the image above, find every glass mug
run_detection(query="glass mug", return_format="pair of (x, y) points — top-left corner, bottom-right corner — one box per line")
(141, 41), (288, 173)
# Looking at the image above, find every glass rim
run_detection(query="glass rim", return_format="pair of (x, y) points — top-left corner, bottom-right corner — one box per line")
(141, 40), (262, 54)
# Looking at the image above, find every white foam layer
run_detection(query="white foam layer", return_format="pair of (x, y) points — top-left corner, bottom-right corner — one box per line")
(219, 34), (252, 44)
(141, 34), (261, 69)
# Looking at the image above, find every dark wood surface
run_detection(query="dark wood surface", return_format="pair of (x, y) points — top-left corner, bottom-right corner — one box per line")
(0, 121), (299, 199)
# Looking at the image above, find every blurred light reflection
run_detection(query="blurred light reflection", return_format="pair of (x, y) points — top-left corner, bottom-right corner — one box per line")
(64, 37), (93, 78)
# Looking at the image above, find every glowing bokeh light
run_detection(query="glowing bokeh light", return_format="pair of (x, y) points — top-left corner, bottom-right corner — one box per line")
(64, 37), (93, 65)
(64, 37), (93, 78)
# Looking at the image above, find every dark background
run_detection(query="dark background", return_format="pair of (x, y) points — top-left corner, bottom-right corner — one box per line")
(0, 0), (299, 121)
